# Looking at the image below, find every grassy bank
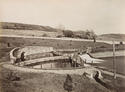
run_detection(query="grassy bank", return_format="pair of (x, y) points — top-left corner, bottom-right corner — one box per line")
(0, 47), (13, 63)
(1, 67), (125, 92)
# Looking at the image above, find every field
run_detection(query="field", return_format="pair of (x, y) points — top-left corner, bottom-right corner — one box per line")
(1, 29), (61, 37)
(0, 36), (110, 49)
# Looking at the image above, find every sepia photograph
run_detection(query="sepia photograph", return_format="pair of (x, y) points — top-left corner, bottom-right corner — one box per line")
(0, 0), (125, 92)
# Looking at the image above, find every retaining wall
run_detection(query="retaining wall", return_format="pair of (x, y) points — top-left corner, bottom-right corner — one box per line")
(9, 47), (20, 64)
(8, 46), (103, 79)
(18, 46), (54, 56)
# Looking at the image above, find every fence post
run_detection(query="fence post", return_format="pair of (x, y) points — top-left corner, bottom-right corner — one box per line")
(113, 41), (116, 79)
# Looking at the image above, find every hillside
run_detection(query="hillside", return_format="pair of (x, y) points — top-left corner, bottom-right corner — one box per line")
(0, 22), (58, 32)
(1, 22), (125, 41)
(97, 34), (125, 41)
(0, 22), (64, 37)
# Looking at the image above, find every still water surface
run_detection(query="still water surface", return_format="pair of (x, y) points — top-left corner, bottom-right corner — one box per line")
(92, 50), (125, 75)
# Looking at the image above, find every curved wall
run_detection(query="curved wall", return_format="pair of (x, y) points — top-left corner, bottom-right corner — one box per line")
(9, 47), (20, 64)
(8, 46), (102, 79)
(18, 46), (54, 56)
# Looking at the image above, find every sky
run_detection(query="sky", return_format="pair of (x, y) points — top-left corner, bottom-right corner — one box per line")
(0, 0), (125, 34)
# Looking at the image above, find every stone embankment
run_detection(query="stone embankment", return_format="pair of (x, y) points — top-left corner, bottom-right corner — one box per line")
(1, 46), (105, 79)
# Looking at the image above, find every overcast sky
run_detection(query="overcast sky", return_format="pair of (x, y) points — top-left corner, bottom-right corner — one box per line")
(0, 0), (125, 34)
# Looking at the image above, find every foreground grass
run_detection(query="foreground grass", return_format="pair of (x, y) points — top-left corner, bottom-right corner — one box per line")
(0, 67), (107, 92)
(0, 67), (125, 92)
(0, 47), (13, 63)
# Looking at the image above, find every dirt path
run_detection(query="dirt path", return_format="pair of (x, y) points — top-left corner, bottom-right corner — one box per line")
(0, 34), (123, 44)
(1, 63), (98, 75)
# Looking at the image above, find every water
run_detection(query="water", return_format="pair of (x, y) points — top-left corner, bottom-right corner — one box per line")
(33, 50), (125, 74)
(93, 55), (125, 75)
(32, 60), (80, 69)
(92, 50), (125, 58)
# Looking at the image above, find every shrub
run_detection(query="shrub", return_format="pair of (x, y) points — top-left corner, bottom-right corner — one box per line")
(56, 35), (63, 38)
(42, 33), (49, 37)
(63, 74), (74, 92)
(6, 71), (20, 81)
(63, 30), (74, 37)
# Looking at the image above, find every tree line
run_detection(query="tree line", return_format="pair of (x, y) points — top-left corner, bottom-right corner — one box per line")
(62, 29), (97, 42)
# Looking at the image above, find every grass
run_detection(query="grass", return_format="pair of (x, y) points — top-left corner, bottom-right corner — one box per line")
(0, 36), (119, 50)
(0, 36), (125, 54)
(1, 29), (59, 37)
(102, 73), (125, 92)
(0, 67), (125, 92)
(0, 47), (13, 63)
(0, 36), (125, 92)
(0, 67), (120, 92)
(98, 34), (125, 41)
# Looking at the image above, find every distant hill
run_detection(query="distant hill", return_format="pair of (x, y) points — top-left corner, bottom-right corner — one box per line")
(1, 22), (125, 41)
(0, 22), (58, 32)
(98, 34), (125, 41)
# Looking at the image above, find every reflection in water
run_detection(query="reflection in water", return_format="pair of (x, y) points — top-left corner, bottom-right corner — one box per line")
(42, 61), (72, 69)
(32, 60), (80, 69)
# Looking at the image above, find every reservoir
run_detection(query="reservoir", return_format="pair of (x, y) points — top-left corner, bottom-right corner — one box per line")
(92, 50), (125, 75)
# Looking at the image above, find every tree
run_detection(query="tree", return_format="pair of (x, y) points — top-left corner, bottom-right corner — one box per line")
(42, 33), (48, 37)
(85, 30), (97, 42)
(73, 30), (86, 39)
(63, 74), (74, 92)
(91, 30), (97, 43)
(63, 30), (74, 37)
(85, 30), (91, 39)
(93, 36), (97, 43)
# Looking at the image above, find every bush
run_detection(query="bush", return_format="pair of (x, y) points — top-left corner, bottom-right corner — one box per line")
(6, 71), (21, 81)
(63, 74), (74, 92)
(56, 35), (63, 38)
(71, 30), (97, 40)
(63, 30), (74, 37)
(42, 33), (49, 37)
